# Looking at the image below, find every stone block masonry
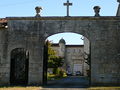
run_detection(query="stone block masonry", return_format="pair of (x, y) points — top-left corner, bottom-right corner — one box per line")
(0, 16), (120, 86)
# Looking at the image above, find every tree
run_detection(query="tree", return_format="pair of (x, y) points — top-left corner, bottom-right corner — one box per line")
(47, 40), (64, 68)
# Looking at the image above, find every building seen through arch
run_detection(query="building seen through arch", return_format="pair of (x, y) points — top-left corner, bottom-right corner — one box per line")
(48, 37), (90, 76)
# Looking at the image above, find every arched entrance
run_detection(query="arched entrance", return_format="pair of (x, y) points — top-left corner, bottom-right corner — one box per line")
(10, 48), (29, 85)
(43, 32), (90, 87)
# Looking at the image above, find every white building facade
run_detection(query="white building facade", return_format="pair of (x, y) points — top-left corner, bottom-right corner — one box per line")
(51, 38), (89, 76)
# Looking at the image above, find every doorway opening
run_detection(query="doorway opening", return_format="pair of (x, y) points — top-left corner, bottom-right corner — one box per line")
(43, 32), (90, 88)
(10, 48), (29, 85)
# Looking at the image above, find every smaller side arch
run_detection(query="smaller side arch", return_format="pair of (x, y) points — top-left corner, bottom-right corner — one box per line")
(10, 48), (29, 85)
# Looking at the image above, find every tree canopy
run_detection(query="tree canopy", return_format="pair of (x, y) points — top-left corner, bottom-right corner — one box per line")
(46, 40), (64, 68)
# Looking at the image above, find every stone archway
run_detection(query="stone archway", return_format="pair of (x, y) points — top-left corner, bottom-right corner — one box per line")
(5, 17), (120, 86)
(43, 32), (91, 86)
(10, 48), (29, 85)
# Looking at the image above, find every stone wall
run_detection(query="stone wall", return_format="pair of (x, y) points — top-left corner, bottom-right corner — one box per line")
(7, 20), (45, 85)
(0, 29), (9, 85)
(90, 19), (120, 85)
(0, 17), (120, 86)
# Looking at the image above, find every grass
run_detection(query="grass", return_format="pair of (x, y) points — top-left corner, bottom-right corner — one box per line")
(0, 86), (120, 90)
(47, 73), (67, 80)
(0, 73), (119, 90)
(88, 87), (120, 90)
(0, 86), (42, 90)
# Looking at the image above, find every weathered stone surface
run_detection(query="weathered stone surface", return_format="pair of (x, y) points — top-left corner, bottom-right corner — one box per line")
(0, 17), (120, 86)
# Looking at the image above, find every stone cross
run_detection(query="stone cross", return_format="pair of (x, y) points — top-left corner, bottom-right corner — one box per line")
(63, 0), (73, 16)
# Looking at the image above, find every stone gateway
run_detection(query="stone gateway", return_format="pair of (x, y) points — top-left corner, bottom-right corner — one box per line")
(0, 16), (120, 86)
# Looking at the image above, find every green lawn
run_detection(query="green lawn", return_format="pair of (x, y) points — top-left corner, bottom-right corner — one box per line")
(0, 86), (120, 90)
(88, 87), (120, 90)
(47, 73), (67, 80)
(0, 86), (41, 90)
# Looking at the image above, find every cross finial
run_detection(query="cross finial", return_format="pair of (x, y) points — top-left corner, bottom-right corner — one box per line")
(63, 0), (73, 17)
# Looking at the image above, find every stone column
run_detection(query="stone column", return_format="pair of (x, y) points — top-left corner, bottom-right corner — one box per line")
(83, 37), (90, 76)
(28, 39), (44, 85)
(90, 26), (120, 86)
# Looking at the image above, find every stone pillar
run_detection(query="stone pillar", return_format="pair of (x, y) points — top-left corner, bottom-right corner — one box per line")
(83, 37), (90, 76)
(28, 39), (44, 85)
(90, 27), (120, 86)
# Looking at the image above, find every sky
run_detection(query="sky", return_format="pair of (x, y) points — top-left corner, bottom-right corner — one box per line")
(0, 0), (119, 45)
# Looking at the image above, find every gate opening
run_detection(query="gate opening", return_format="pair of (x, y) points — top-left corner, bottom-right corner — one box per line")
(43, 32), (91, 87)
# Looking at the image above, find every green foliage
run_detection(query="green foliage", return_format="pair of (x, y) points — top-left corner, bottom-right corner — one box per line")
(47, 68), (67, 80)
(59, 69), (65, 77)
(52, 68), (57, 74)
(47, 41), (64, 68)
(48, 57), (63, 68)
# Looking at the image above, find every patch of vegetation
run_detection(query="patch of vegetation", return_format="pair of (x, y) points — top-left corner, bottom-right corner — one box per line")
(88, 87), (120, 90)
(46, 40), (67, 80)
(0, 86), (41, 90)
(0, 86), (120, 90)
(47, 68), (67, 80)
(47, 40), (64, 69)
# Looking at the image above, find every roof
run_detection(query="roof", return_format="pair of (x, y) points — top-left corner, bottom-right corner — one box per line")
(59, 38), (66, 44)
(51, 43), (59, 47)
(0, 18), (7, 23)
(51, 43), (84, 47)
(0, 18), (7, 28)
(66, 45), (84, 47)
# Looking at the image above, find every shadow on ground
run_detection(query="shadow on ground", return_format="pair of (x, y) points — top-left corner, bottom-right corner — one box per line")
(43, 76), (90, 88)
